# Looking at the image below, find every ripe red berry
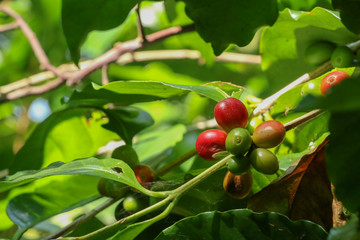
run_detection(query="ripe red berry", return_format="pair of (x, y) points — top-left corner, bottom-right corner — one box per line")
(133, 165), (154, 188)
(252, 120), (286, 148)
(320, 70), (350, 95)
(214, 98), (248, 133)
(195, 129), (227, 160)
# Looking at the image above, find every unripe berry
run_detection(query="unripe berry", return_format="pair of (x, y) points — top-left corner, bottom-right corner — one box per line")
(252, 120), (285, 148)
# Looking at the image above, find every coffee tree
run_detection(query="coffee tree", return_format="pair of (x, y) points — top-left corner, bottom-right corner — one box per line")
(0, 0), (359, 239)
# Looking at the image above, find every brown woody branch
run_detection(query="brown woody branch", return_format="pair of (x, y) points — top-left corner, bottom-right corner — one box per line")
(0, 5), (62, 76)
(0, 49), (260, 103)
(0, 21), (18, 32)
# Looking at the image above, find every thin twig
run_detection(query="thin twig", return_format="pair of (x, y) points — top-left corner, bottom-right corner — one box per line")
(42, 198), (117, 240)
(252, 61), (332, 115)
(135, 3), (147, 43)
(0, 5), (62, 76)
(0, 50), (259, 99)
(0, 21), (18, 32)
(65, 24), (195, 86)
(284, 109), (325, 131)
(101, 65), (109, 85)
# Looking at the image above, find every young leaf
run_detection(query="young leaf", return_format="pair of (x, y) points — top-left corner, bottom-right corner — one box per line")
(181, 0), (278, 55)
(102, 107), (154, 145)
(248, 139), (333, 231)
(154, 209), (327, 240)
(0, 158), (156, 197)
(261, 7), (358, 93)
(70, 81), (243, 105)
(62, 0), (140, 65)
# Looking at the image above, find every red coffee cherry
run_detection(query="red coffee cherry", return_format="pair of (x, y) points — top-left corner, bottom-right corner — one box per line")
(195, 129), (227, 160)
(214, 98), (248, 133)
(223, 170), (253, 199)
(320, 70), (350, 95)
(133, 165), (154, 188)
(252, 120), (286, 148)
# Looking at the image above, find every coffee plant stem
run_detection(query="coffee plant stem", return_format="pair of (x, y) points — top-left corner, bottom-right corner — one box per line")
(43, 198), (117, 240)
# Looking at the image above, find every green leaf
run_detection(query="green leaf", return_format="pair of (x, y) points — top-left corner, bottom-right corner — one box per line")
(70, 81), (243, 105)
(328, 214), (360, 240)
(0, 158), (151, 196)
(278, 0), (332, 11)
(102, 107), (154, 145)
(9, 108), (116, 174)
(327, 111), (360, 212)
(182, 0), (278, 55)
(135, 124), (187, 163)
(61, 0), (140, 64)
(333, 0), (360, 34)
(6, 176), (99, 240)
(261, 7), (358, 93)
(154, 209), (327, 240)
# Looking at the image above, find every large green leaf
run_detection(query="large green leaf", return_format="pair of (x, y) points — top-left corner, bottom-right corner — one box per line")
(154, 209), (327, 240)
(102, 107), (154, 145)
(333, 0), (360, 34)
(135, 124), (187, 163)
(327, 111), (360, 212)
(9, 108), (116, 174)
(182, 0), (278, 55)
(0, 158), (149, 196)
(61, 0), (140, 64)
(6, 175), (99, 240)
(261, 7), (358, 93)
(70, 81), (243, 106)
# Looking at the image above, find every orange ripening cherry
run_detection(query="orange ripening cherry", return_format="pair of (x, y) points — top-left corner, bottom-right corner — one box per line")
(223, 170), (253, 199)
(195, 129), (227, 160)
(252, 120), (286, 148)
(133, 165), (154, 188)
(320, 70), (350, 95)
(214, 98), (248, 133)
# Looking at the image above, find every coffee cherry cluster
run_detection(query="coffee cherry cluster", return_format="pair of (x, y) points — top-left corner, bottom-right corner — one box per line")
(195, 98), (286, 199)
(304, 41), (354, 68)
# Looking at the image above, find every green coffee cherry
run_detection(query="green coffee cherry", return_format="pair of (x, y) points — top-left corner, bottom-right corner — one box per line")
(227, 155), (251, 175)
(249, 148), (279, 175)
(331, 46), (354, 68)
(97, 178), (129, 199)
(123, 194), (147, 213)
(304, 41), (335, 66)
(112, 145), (139, 168)
(225, 128), (252, 156)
